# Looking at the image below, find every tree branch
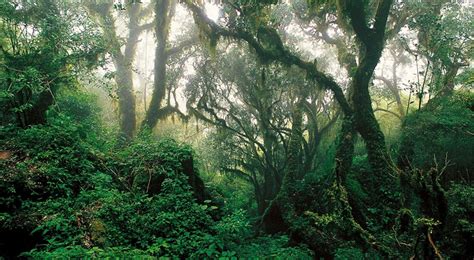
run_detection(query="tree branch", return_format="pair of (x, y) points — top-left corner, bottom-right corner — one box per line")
(339, 0), (372, 45)
(374, 107), (401, 120)
(182, 1), (352, 117)
(166, 35), (199, 57)
(139, 21), (155, 32)
(373, 0), (393, 36)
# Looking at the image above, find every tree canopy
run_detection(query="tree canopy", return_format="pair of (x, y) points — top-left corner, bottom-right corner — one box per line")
(0, 0), (473, 258)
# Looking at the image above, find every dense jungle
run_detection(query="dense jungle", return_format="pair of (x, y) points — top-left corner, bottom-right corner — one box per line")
(0, 0), (473, 258)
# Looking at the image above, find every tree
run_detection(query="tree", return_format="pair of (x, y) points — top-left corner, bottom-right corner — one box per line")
(85, 0), (154, 141)
(142, 0), (198, 130)
(0, 0), (104, 127)
(186, 46), (338, 215)
(373, 43), (410, 120)
(405, 1), (473, 99)
(181, 0), (401, 254)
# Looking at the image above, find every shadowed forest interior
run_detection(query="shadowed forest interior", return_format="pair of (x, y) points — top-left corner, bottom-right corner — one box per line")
(0, 0), (473, 258)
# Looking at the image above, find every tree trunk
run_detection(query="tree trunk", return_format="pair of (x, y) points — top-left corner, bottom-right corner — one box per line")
(142, 0), (171, 129)
(391, 61), (405, 118)
(114, 60), (137, 141)
(334, 115), (356, 185)
(86, 3), (141, 142)
(342, 0), (397, 203)
(262, 100), (303, 234)
(115, 4), (142, 141)
(439, 64), (460, 97)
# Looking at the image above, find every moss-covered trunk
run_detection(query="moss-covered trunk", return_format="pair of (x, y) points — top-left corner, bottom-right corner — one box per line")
(343, 0), (397, 203)
(114, 60), (137, 141)
(262, 99), (303, 231)
(142, 0), (171, 129)
(334, 115), (356, 185)
(351, 56), (391, 176)
(87, 3), (141, 141)
(115, 4), (143, 141)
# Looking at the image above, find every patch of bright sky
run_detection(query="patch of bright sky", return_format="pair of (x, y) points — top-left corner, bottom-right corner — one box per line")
(205, 2), (221, 22)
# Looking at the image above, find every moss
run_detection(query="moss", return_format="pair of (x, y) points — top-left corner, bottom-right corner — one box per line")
(90, 219), (106, 245)
(398, 91), (474, 181)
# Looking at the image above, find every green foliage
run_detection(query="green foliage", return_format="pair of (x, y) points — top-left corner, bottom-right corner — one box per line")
(0, 119), (98, 201)
(1, 1), (473, 259)
(443, 183), (474, 257)
(215, 209), (251, 244)
(334, 247), (364, 259)
(23, 246), (155, 259)
(405, 1), (473, 95)
(0, 126), (217, 258)
(107, 133), (203, 196)
(49, 89), (101, 131)
(0, 92), (216, 258)
(1, 101), (310, 258)
(230, 235), (313, 259)
(0, 0), (105, 126)
(347, 155), (400, 231)
(399, 91), (474, 180)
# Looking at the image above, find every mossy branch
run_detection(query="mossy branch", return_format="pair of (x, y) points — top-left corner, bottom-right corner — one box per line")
(182, 0), (352, 117)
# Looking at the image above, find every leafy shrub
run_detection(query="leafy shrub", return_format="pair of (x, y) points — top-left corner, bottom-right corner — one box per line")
(0, 118), (220, 258)
(398, 91), (474, 182)
(107, 134), (207, 201)
(215, 208), (252, 244)
(48, 89), (102, 136)
(0, 118), (98, 203)
(443, 184), (474, 258)
(334, 247), (364, 259)
(0, 119), (106, 256)
(23, 246), (155, 259)
(230, 235), (313, 259)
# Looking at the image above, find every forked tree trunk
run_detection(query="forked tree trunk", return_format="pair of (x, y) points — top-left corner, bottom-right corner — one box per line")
(85, 2), (144, 142)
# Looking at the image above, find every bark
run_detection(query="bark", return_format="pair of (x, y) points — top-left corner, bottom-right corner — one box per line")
(390, 51), (406, 117)
(117, 4), (142, 141)
(115, 4), (143, 141)
(142, 0), (172, 129)
(439, 64), (461, 97)
(258, 168), (280, 216)
(262, 100), (304, 234)
(352, 61), (391, 178)
(114, 61), (137, 141)
(86, 2), (144, 141)
(343, 0), (395, 186)
(334, 116), (356, 185)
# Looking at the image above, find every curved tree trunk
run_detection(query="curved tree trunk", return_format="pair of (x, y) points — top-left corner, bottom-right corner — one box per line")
(334, 115), (356, 185)
(342, 0), (397, 201)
